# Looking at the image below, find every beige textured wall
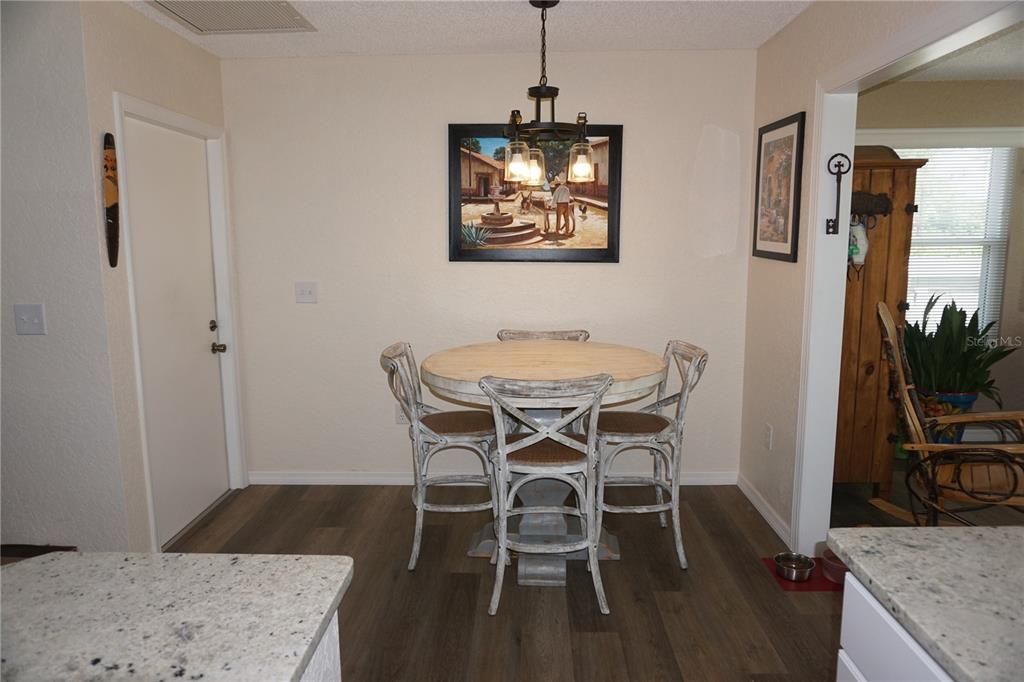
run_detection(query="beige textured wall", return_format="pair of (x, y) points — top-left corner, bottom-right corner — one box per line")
(738, 1), (1006, 526)
(858, 80), (1024, 129)
(79, 1), (224, 550)
(2, 1), (128, 551)
(220, 50), (756, 479)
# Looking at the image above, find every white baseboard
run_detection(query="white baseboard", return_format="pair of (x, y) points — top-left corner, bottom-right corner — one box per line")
(247, 471), (415, 485)
(736, 472), (792, 548)
(677, 471), (739, 485)
(246, 470), (739, 487)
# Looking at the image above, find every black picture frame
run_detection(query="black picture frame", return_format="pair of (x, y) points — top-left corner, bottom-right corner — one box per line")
(752, 112), (805, 262)
(448, 123), (622, 263)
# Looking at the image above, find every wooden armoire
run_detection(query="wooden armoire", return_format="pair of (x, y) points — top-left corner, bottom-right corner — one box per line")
(833, 147), (927, 497)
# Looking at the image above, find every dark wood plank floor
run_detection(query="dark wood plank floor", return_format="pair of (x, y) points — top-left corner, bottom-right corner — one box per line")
(169, 485), (842, 681)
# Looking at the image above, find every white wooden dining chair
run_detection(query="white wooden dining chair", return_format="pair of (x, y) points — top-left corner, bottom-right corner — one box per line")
(380, 342), (496, 570)
(596, 340), (708, 570)
(496, 329), (590, 342)
(479, 373), (613, 615)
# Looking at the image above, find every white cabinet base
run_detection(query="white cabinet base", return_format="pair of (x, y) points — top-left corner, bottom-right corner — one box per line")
(836, 649), (867, 682)
(301, 611), (342, 681)
(837, 574), (951, 681)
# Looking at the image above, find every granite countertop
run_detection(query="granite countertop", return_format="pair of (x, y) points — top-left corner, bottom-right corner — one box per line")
(828, 527), (1023, 682)
(1, 552), (354, 681)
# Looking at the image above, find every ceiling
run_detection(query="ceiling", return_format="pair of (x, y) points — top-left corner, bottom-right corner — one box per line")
(905, 22), (1024, 81)
(128, 1), (811, 59)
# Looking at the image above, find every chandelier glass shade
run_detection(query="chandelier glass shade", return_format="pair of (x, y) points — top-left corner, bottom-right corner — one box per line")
(523, 148), (547, 186)
(504, 140), (531, 183)
(567, 142), (595, 183)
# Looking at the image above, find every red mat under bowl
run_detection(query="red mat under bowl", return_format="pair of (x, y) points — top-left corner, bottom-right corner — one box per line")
(760, 557), (844, 592)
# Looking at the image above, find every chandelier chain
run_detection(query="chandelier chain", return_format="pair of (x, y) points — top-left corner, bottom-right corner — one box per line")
(539, 7), (547, 86)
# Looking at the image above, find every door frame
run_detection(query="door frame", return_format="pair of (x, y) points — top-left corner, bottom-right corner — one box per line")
(788, 2), (1024, 555)
(113, 93), (247, 551)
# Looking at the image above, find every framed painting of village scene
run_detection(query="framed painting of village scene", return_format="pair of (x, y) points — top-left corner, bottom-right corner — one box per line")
(752, 112), (804, 262)
(448, 123), (622, 262)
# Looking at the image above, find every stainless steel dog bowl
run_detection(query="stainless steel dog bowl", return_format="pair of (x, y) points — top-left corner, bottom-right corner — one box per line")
(774, 552), (815, 582)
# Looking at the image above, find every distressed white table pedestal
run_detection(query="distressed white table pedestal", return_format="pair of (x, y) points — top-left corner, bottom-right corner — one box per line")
(422, 340), (665, 587)
(466, 479), (622, 587)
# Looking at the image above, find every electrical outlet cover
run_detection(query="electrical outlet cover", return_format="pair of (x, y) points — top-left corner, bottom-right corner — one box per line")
(14, 303), (47, 335)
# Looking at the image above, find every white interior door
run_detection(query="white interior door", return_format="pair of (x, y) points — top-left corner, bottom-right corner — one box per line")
(124, 116), (230, 546)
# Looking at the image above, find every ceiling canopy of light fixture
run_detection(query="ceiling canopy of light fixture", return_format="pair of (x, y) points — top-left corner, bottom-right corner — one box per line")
(504, 0), (595, 185)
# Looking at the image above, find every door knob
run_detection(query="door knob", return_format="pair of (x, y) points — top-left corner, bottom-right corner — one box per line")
(211, 342), (227, 354)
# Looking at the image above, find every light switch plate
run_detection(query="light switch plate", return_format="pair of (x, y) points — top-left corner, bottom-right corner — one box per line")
(14, 303), (47, 335)
(294, 281), (318, 304)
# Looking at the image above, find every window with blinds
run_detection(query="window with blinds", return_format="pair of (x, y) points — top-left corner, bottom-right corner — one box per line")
(895, 147), (1015, 336)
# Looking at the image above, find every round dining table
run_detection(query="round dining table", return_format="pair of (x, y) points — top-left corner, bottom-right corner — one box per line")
(420, 339), (668, 587)
(421, 340), (667, 407)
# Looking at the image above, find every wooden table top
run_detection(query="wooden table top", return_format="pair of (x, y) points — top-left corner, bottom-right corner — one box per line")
(421, 340), (667, 406)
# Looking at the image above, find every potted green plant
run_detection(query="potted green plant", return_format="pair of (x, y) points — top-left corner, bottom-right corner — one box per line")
(902, 295), (1017, 439)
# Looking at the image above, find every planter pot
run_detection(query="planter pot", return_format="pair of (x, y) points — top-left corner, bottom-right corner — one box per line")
(920, 391), (978, 443)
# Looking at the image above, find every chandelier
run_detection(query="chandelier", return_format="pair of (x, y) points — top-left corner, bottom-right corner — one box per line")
(503, 0), (594, 187)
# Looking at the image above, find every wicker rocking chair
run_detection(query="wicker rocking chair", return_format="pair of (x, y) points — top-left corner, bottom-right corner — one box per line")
(877, 302), (1024, 526)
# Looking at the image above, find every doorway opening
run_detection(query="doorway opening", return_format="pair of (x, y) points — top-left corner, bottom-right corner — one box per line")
(789, 5), (1024, 555)
(114, 94), (247, 550)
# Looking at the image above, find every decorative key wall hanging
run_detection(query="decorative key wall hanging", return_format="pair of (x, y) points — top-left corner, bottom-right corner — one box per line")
(102, 132), (119, 267)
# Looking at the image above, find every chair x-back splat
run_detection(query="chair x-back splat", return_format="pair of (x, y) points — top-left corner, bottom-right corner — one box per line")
(480, 373), (613, 615)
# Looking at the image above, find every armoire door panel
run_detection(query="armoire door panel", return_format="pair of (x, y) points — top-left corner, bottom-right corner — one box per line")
(834, 169), (872, 481)
(834, 150), (926, 492)
(848, 169), (896, 482)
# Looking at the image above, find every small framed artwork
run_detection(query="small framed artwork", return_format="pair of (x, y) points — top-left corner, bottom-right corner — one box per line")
(448, 123), (622, 263)
(752, 112), (805, 262)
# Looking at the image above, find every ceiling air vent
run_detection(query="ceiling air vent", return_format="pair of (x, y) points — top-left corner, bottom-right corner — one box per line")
(151, 1), (315, 34)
